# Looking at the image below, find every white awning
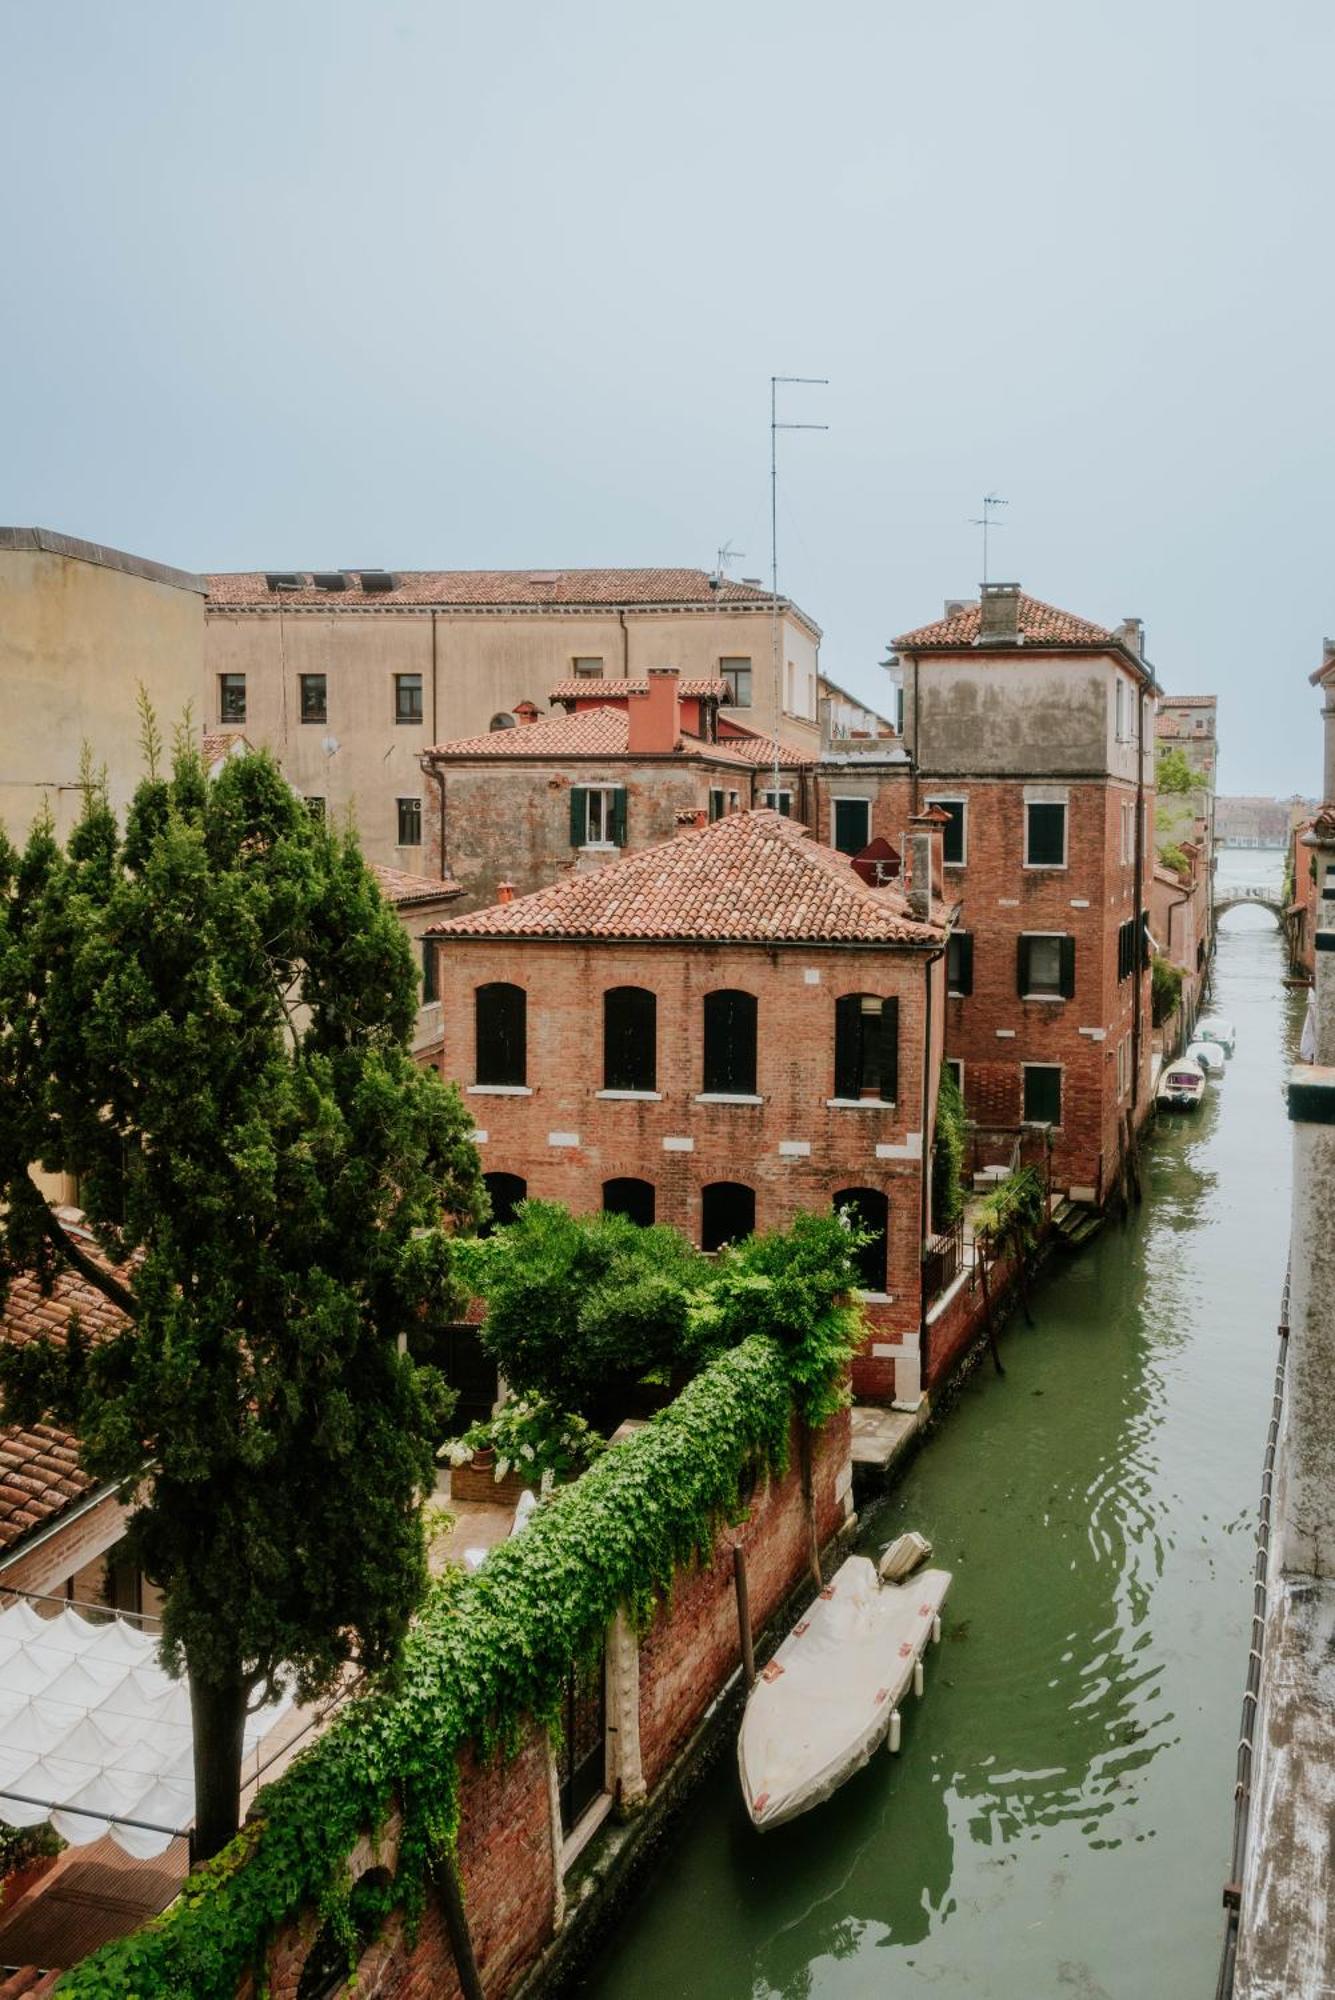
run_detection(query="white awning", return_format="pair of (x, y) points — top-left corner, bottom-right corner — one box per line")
(0, 1601), (288, 1858)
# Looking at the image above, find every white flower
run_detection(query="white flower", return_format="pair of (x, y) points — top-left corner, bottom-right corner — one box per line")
(521, 1442), (536, 1460)
(495, 1457), (511, 1480)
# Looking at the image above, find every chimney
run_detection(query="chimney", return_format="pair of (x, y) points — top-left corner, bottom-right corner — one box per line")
(512, 700), (540, 726)
(978, 582), (1021, 644)
(497, 880), (515, 904)
(627, 667), (680, 754)
(1115, 617), (1145, 658)
(908, 807), (947, 913)
(944, 598), (977, 619)
(906, 832), (933, 920)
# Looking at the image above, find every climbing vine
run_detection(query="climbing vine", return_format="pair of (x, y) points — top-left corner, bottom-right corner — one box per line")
(56, 1277), (856, 1998)
(931, 1062), (968, 1228)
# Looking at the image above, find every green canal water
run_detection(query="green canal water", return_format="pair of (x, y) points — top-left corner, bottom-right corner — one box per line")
(575, 898), (1301, 2000)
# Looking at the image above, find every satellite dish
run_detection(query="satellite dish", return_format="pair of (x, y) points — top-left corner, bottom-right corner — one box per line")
(321, 735), (340, 758)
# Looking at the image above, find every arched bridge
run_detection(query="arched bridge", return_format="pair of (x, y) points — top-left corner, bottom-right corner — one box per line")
(1215, 885), (1288, 922)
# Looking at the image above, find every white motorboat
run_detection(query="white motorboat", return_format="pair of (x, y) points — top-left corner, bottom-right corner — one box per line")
(1197, 1015), (1236, 1055)
(1186, 1039), (1228, 1074)
(738, 1552), (951, 1830)
(1157, 1057), (1207, 1111)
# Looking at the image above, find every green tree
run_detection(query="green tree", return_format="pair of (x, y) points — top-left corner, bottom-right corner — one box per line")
(1156, 746), (1195, 794)
(0, 743), (484, 1859)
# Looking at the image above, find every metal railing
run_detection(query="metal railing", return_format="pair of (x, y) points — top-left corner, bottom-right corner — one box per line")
(921, 1213), (965, 1304)
(1214, 1264), (1291, 2000)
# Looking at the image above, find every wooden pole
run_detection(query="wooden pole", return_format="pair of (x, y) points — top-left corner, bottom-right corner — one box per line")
(797, 1421), (823, 1590)
(435, 1847), (486, 2000)
(979, 1242), (1005, 1376)
(733, 1544), (756, 1691)
(1013, 1226), (1035, 1328)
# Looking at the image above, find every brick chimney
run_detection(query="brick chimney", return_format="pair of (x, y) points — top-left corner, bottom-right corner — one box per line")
(513, 700), (540, 726)
(978, 582), (1021, 644)
(497, 880), (515, 904)
(627, 667), (681, 753)
(1115, 617), (1145, 659)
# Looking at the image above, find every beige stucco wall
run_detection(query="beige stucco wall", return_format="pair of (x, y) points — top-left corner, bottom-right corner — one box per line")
(0, 536), (206, 847)
(204, 603), (819, 868)
(908, 650), (1155, 785)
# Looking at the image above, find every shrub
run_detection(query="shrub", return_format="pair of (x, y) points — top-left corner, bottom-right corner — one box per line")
(1151, 955), (1184, 1025)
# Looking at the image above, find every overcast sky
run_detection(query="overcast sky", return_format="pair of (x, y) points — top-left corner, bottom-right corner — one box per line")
(5, 1), (1331, 795)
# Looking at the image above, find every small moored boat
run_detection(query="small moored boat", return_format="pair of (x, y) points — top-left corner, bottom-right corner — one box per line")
(1157, 1057), (1207, 1111)
(738, 1551), (951, 1830)
(1197, 1015), (1236, 1055)
(1186, 1039), (1228, 1074)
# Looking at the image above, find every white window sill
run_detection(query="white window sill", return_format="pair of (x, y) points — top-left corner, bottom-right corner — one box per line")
(1022, 862), (1068, 871)
(856, 1290), (893, 1304)
(825, 1098), (895, 1110)
(578, 843), (620, 853)
(693, 1092), (764, 1105)
(1022, 993), (1067, 1004)
(596, 1089), (663, 1101)
(466, 1084), (533, 1096)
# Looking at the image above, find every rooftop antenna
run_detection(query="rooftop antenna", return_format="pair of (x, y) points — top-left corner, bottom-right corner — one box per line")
(771, 375), (828, 798)
(715, 540), (744, 582)
(969, 493), (1008, 586)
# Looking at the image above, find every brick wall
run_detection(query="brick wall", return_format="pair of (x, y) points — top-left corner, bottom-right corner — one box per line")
(437, 936), (936, 1349)
(0, 1487), (129, 1601)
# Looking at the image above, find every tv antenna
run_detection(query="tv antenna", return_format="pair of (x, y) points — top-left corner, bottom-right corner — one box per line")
(715, 541), (744, 581)
(969, 493), (1008, 585)
(770, 375), (828, 796)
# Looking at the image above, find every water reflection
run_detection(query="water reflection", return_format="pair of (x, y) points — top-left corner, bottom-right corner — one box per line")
(576, 921), (1302, 2000)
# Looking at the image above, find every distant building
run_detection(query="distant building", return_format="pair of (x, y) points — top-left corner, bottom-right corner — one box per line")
(1216, 795), (1314, 848)
(0, 528), (206, 848)
(203, 567), (823, 870)
(892, 584), (1158, 1203)
(426, 808), (950, 1406)
(1155, 693), (1219, 1010)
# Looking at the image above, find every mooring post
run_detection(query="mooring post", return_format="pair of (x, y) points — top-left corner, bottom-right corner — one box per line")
(435, 1847), (486, 2000)
(979, 1243), (1004, 1375)
(733, 1543), (756, 1691)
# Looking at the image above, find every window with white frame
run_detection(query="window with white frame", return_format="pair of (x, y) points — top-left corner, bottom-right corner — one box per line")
(1024, 800), (1067, 867)
(569, 785), (626, 847)
(945, 1057), (964, 1096)
(572, 657), (604, 679)
(719, 658), (752, 708)
(926, 797), (967, 866)
(1018, 932), (1075, 999)
(759, 789), (793, 816)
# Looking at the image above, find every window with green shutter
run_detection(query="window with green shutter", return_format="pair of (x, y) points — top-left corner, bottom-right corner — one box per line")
(1023, 1065), (1062, 1126)
(475, 982), (526, 1086)
(569, 786), (626, 847)
(1018, 934), (1074, 999)
(703, 989), (757, 1094)
(834, 994), (898, 1100)
(947, 931), (973, 996)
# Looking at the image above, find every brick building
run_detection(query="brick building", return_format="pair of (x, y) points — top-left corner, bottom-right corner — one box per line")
(427, 809), (949, 1404)
(203, 567), (823, 870)
(891, 583), (1158, 1203)
(420, 670), (815, 910)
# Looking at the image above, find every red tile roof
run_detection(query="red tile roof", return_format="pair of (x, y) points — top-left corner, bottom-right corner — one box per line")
(1, 1244), (132, 1555)
(369, 863), (463, 907)
(424, 707), (813, 769)
(548, 676), (730, 703)
(426, 809), (943, 946)
(894, 593), (1117, 651)
(201, 730), (249, 765)
(205, 568), (819, 628)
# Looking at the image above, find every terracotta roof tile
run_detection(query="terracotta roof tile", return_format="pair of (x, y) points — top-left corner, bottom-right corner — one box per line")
(894, 592), (1117, 651)
(201, 730), (249, 765)
(548, 676), (730, 702)
(426, 810), (943, 947)
(369, 863), (463, 907)
(1, 1249), (132, 1553)
(424, 707), (813, 769)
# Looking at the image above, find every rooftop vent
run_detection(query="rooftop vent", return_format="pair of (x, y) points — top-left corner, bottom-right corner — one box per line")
(311, 571), (348, 592)
(742, 576), (764, 586)
(359, 570), (396, 593)
(527, 571), (559, 586)
(265, 572), (304, 592)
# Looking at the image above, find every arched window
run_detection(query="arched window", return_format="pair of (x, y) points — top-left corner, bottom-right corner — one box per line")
(475, 981), (526, 1086)
(603, 987), (657, 1092)
(602, 1178), (655, 1226)
(482, 1172), (527, 1235)
(701, 1182), (755, 1253)
(834, 1187), (890, 1294)
(833, 993), (899, 1102)
(702, 990), (757, 1095)
(296, 1867), (394, 1998)
(489, 711), (517, 731)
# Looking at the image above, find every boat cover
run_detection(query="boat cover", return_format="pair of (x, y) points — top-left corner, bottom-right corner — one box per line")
(738, 1554), (951, 1830)
(0, 1602), (289, 1857)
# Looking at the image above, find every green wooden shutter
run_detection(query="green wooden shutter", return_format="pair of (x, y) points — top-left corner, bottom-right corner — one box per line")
(1059, 935), (1077, 999)
(1016, 935), (1030, 997)
(610, 788), (627, 847)
(569, 787), (585, 847)
(834, 994), (862, 1099)
(879, 996), (899, 1102)
(950, 932), (974, 997)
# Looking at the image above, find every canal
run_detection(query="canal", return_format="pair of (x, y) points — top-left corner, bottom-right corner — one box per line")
(576, 869), (1301, 2000)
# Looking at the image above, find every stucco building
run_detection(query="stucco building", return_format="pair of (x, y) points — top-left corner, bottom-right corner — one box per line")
(426, 808), (949, 1405)
(0, 528), (206, 848)
(203, 567), (822, 870)
(891, 583), (1158, 1203)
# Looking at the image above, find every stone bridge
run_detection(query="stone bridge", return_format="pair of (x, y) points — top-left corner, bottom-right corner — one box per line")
(1215, 884), (1287, 922)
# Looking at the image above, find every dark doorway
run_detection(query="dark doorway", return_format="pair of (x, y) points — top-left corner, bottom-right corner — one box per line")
(475, 982), (526, 1086)
(701, 1182), (756, 1252)
(603, 987), (657, 1092)
(702, 990), (757, 1095)
(558, 1653), (607, 1834)
(834, 1187), (890, 1293)
(602, 1178), (656, 1226)
(482, 1171), (527, 1234)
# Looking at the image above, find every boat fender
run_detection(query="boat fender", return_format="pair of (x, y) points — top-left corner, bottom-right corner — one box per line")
(888, 1710), (902, 1753)
(932, 1614), (942, 1645)
(913, 1659), (925, 1698)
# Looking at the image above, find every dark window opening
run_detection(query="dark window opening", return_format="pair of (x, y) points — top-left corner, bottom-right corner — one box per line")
(759, 789), (793, 816)
(421, 938), (438, 1004)
(834, 993), (899, 1101)
(1023, 1065), (1062, 1126)
(701, 1182), (756, 1253)
(476, 982), (526, 1086)
(833, 797), (871, 855)
(1025, 801), (1067, 867)
(708, 787), (740, 822)
(395, 673), (424, 725)
(482, 1171), (527, 1235)
(1117, 916), (1136, 982)
(299, 673), (327, 724)
(218, 673), (246, 723)
(397, 796), (422, 846)
(296, 1869), (394, 2000)
(947, 931), (973, 997)
(602, 1177), (655, 1226)
(603, 986), (656, 1091)
(834, 1186), (889, 1293)
(558, 1654), (607, 1833)
(1018, 933), (1075, 999)
(703, 989), (757, 1094)
(933, 799), (967, 865)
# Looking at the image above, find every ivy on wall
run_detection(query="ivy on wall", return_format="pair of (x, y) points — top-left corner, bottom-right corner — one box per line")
(57, 1260), (861, 1999)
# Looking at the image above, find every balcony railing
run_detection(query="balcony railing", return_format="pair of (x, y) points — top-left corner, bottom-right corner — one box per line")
(922, 1212), (966, 1304)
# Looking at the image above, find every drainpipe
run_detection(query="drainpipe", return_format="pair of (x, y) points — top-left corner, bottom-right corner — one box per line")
(1131, 678), (1147, 1128)
(619, 610), (629, 677)
(917, 943), (946, 1373)
(431, 611), (439, 747)
(910, 656), (921, 815)
(421, 752), (450, 881)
